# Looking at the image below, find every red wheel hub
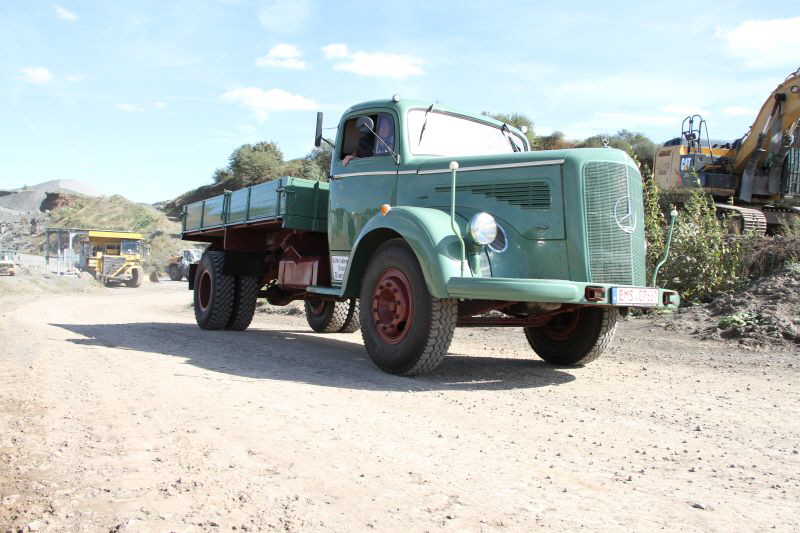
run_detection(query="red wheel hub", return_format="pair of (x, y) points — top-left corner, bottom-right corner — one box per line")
(543, 309), (582, 340)
(372, 268), (414, 344)
(198, 270), (212, 311)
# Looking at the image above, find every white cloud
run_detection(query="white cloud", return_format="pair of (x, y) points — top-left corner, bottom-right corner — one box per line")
(323, 44), (425, 79)
(153, 101), (167, 110)
(716, 17), (800, 68)
(220, 88), (316, 121)
(258, 0), (311, 35)
(256, 43), (307, 69)
(54, 4), (77, 21)
(322, 43), (349, 59)
(723, 106), (756, 117)
(20, 67), (54, 84)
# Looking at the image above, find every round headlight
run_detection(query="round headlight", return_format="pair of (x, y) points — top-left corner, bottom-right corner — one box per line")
(469, 212), (497, 245)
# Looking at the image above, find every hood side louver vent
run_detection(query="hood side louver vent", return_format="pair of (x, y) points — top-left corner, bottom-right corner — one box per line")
(435, 181), (551, 209)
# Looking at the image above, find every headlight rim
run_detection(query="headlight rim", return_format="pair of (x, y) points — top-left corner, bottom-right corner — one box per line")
(468, 212), (498, 246)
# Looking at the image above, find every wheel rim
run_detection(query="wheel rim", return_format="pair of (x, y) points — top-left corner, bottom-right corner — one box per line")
(198, 270), (212, 311)
(372, 268), (414, 344)
(307, 298), (327, 316)
(543, 309), (582, 340)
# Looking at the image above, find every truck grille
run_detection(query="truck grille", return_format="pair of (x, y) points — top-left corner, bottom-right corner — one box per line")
(435, 181), (551, 209)
(583, 162), (646, 286)
(103, 256), (127, 276)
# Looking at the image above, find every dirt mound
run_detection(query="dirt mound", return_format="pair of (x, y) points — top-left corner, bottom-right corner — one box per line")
(39, 192), (81, 211)
(668, 265), (800, 347)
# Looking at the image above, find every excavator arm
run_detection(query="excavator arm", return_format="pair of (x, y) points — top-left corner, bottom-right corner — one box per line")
(734, 68), (800, 201)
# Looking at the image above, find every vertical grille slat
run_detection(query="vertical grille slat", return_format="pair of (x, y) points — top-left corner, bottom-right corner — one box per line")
(583, 162), (646, 286)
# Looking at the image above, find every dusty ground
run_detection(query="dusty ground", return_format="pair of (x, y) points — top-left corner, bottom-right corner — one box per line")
(1, 281), (799, 532)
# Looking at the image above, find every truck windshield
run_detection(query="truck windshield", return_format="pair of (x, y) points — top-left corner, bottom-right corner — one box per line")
(407, 109), (526, 156)
(121, 240), (140, 255)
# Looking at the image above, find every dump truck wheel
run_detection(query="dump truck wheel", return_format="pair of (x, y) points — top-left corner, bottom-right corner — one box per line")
(193, 251), (235, 330)
(523, 307), (618, 366)
(304, 298), (360, 333)
(168, 264), (183, 281)
(226, 275), (259, 331)
(359, 240), (457, 376)
(125, 268), (142, 287)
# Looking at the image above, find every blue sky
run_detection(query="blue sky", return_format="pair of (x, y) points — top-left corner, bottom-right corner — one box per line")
(1, 1), (797, 203)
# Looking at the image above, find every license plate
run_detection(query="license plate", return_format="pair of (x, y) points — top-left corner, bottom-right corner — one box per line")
(611, 287), (659, 306)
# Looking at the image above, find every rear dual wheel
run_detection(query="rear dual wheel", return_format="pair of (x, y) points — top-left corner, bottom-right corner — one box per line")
(193, 251), (258, 331)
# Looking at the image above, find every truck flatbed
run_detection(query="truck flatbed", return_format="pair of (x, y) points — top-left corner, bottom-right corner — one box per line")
(182, 176), (328, 236)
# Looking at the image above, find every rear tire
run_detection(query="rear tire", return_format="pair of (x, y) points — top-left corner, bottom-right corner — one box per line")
(359, 240), (457, 376)
(524, 307), (618, 366)
(226, 275), (259, 331)
(193, 251), (235, 330)
(304, 298), (361, 333)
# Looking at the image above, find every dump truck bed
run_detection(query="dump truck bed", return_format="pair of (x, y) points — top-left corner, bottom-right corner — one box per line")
(182, 177), (329, 236)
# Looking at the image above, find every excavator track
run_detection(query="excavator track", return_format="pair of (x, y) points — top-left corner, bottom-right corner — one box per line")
(715, 204), (768, 235)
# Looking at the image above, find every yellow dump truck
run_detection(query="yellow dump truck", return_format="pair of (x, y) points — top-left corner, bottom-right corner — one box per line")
(78, 231), (143, 287)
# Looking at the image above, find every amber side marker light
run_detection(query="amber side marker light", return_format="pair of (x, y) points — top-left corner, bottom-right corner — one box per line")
(585, 286), (606, 302)
(380, 204), (391, 216)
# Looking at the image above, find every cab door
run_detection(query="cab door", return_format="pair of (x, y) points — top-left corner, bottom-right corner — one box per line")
(328, 111), (398, 285)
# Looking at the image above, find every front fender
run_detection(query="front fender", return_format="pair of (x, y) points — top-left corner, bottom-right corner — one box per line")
(341, 206), (470, 299)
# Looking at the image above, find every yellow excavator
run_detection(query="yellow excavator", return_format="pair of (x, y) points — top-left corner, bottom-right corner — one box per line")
(654, 67), (800, 233)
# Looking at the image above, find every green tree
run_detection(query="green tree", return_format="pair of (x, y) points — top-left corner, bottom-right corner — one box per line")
(304, 145), (332, 181)
(228, 141), (284, 187)
(482, 111), (538, 148)
(211, 167), (231, 184)
(538, 131), (574, 150)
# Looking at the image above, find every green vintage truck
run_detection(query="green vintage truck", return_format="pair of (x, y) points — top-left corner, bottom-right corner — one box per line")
(181, 96), (679, 375)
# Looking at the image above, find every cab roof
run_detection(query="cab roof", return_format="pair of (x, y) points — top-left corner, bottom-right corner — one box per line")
(342, 97), (516, 132)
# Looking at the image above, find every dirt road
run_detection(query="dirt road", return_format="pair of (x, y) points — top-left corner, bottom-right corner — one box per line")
(1, 283), (798, 532)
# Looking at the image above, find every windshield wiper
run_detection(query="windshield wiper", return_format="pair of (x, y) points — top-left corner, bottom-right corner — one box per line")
(417, 104), (434, 145)
(501, 123), (520, 152)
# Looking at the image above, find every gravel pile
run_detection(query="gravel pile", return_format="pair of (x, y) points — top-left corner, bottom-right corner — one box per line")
(668, 265), (800, 347)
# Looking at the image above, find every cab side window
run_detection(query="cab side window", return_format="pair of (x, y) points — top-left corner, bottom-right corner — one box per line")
(340, 113), (395, 163)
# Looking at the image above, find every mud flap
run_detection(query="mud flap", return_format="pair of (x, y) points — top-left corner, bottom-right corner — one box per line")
(188, 263), (198, 290)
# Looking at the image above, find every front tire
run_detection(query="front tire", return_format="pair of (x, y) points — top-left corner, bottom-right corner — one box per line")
(359, 240), (457, 376)
(125, 268), (142, 287)
(524, 307), (618, 365)
(168, 264), (183, 281)
(304, 298), (360, 333)
(193, 251), (235, 330)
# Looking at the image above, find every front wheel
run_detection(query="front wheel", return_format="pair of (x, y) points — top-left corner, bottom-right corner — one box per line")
(359, 240), (457, 376)
(167, 264), (183, 281)
(304, 298), (360, 333)
(124, 268), (142, 287)
(524, 307), (618, 366)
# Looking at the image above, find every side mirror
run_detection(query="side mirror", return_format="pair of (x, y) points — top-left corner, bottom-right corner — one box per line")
(314, 112), (323, 148)
(356, 116), (374, 135)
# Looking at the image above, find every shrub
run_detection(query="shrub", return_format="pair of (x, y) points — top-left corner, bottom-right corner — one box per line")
(655, 190), (758, 302)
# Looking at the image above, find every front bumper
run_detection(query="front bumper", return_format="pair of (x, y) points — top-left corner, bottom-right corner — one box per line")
(446, 277), (679, 308)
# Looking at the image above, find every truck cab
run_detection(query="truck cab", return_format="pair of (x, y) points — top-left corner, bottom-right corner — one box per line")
(182, 97), (679, 376)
